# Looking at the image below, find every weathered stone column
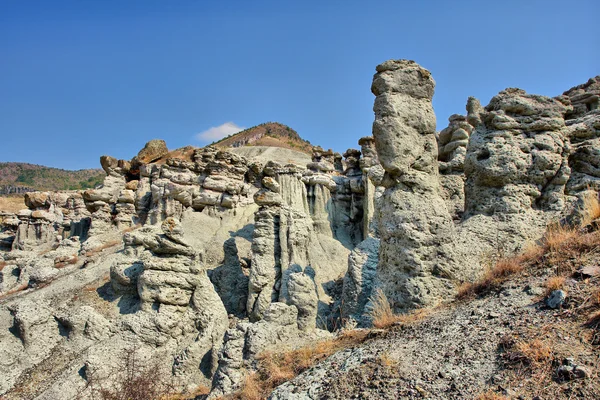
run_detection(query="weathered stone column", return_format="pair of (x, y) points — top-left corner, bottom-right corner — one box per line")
(372, 60), (454, 310)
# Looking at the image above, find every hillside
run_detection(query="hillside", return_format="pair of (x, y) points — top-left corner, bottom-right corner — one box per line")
(212, 122), (313, 154)
(0, 162), (104, 193)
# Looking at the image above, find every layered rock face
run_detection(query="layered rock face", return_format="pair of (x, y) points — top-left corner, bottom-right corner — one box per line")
(372, 60), (456, 310)
(563, 76), (600, 195)
(0, 130), (382, 397)
(437, 110), (476, 218)
(464, 89), (571, 215)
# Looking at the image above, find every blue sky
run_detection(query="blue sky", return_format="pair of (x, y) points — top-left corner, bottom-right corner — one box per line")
(1, 0), (598, 170)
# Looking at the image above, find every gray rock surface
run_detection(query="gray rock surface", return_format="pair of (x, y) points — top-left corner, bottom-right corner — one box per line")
(372, 59), (456, 310)
(464, 88), (572, 215)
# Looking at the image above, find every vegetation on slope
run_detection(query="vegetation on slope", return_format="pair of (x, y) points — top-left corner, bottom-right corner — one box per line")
(0, 162), (104, 192)
(211, 122), (313, 154)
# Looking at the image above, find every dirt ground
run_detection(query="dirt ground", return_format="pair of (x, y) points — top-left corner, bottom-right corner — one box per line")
(271, 251), (600, 399)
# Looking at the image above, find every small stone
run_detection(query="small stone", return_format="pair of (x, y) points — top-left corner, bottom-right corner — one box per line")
(557, 365), (575, 381)
(573, 365), (589, 379)
(546, 290), (566, 309)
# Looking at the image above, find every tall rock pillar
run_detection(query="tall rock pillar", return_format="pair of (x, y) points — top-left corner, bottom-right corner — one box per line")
(372, 60), (454, 310)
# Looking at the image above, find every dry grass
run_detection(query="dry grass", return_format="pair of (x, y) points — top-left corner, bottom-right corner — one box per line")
(545, 275), (566, 295)
(80, 347), (201, 400)
(544, 223), (579, 253)
(226, 330), (369, 399)
(515, 241), (545, 264)
(515, 339), (553, 366)
(476, 391), (510, 400)
(458, 194), (600, 301)
(370, 288), (398, 329)
(0, 261), (6, 272)
(0, 195), (26, 213)
(581, 190), (600, 227)
(585, 289), (600, 332)
(235, 372), (262, 400)
(457, 256), (525, 299)
(369, 288), (431, 328)
(501, 335), (554, 373)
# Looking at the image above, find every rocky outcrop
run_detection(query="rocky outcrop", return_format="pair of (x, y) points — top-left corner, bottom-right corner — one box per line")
(437, 112), (475, 218)
(115, 217), (228, 384)
(11, 191), (91, 252)
(563, 76), (600, 120)
(372, 60), (456, 310)
(464, 88), (572, 216)
(340, 236), (380, 326)
(563, 76), (600, 195)
(132, 139), (169, 165)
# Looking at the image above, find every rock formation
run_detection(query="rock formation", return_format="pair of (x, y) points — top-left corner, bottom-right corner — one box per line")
(372, 60), (456, 310)
(464, 88), (572, 216)
(0, 63), (598, 399)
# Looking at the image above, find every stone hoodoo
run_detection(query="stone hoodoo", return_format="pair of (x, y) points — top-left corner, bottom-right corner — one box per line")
(437, 112), (475, 218)
(371, 59), (455, 310)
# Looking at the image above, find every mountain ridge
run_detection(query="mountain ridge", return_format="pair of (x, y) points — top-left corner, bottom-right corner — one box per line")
(0, 162), (104, 193)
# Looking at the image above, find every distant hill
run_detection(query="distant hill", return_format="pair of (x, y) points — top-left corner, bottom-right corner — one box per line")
(212, 122), (313, 154)
(0, 162), (104, 194)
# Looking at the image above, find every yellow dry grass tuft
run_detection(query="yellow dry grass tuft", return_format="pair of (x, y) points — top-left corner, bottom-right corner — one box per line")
(369, 288), (431, 328)
(457, 256), (525, 299)
(0, 195), (26, 213)
(543, 223), (579, 253)
(545, 275), (566, 295)
(514, 241), (544, 264)
(581, 190), (600, 227)
(370, 288), (398, 329)
(515, 339), (553, 366)
(236, 372), (262, 400)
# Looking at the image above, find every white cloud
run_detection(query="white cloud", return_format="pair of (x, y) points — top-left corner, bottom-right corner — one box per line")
(195, 122), (244, 143)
